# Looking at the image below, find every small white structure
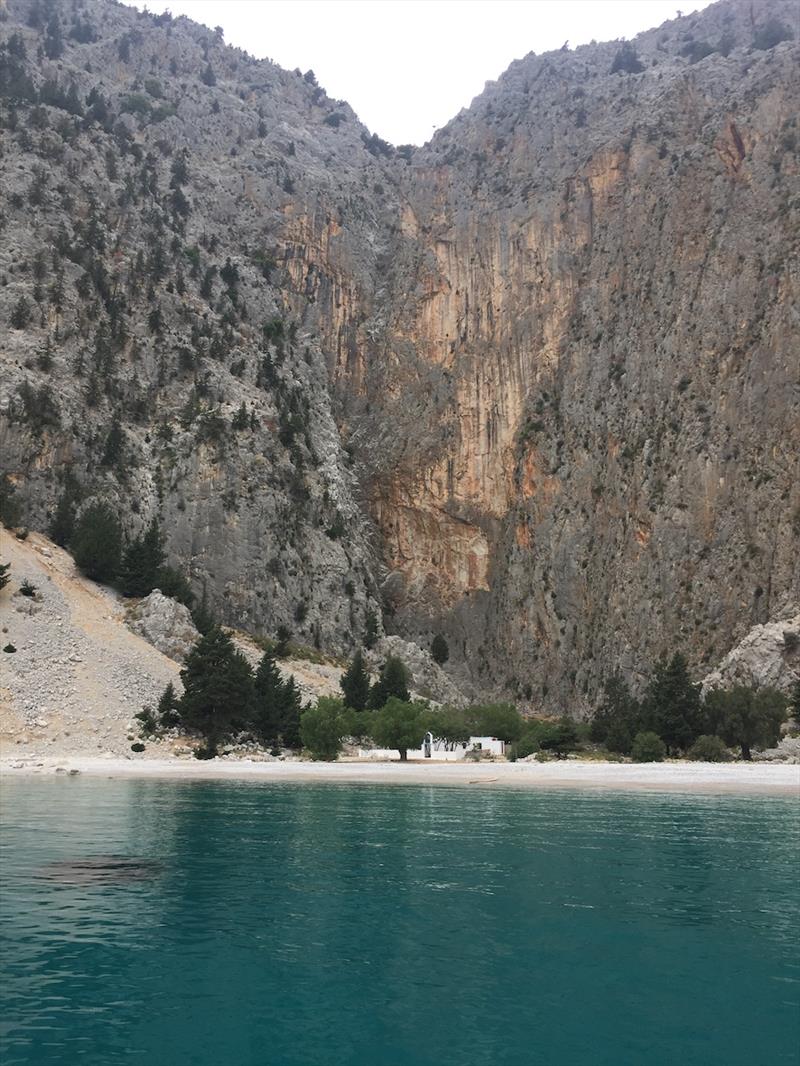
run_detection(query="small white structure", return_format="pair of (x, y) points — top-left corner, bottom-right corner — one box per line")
(357, 735), (506, 761)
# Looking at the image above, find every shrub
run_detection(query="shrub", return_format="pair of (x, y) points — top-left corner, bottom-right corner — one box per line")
(19, 578), (37, 597)
(4, 644), (17, 653)
(687, 735), (731, 762)
(631, 731), (666, 763)
(130, 742), (146, 753)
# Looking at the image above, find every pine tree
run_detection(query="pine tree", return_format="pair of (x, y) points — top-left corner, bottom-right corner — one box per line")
(369, 655), (411, 709)
(179, 627), (254, 753)
(340, 649), (371, 711)
(71, 502), (122, 583)
(253, 649), (284, 744)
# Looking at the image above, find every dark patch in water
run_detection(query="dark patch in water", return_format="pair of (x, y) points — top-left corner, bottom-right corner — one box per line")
(36, 856), (162, 886)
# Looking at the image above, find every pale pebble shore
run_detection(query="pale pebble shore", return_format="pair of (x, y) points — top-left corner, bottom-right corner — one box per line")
(1, 756), (798, 796)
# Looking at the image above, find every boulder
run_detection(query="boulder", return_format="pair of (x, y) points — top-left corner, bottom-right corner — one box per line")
(752, 736), (800, 764)
(126, 590), (200, 662)
(702, 613), (800, 695)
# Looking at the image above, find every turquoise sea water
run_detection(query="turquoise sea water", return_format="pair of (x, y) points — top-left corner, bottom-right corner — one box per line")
(1, 779), (798, 1066)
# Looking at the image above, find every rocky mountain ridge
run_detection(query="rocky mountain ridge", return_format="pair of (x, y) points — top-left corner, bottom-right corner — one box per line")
(1, 0), (798, 712)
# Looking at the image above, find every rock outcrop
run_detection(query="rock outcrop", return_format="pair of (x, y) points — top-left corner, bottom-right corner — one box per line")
(702, 614), (800, 694)
(1, 0), (798, 713)
(368, 636), (467, 707)
(126, 590), (200, 662)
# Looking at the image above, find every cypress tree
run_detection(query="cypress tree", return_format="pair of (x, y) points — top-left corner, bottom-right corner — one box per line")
(340, 649), (371, 711)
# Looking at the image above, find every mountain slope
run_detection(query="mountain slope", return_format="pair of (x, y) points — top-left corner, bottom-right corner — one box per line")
(1, 0), (798, 712)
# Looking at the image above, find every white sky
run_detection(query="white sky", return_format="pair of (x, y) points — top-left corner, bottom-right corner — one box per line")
(124, 1), (713, 145)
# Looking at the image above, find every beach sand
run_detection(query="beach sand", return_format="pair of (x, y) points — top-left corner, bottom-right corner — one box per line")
(1, 756), (798, 796)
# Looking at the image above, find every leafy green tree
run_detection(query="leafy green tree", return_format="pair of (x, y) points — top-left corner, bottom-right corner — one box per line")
(340, 649), (371, 711)
(253, 650), (284, 744)
(643, 653), (702, 753)
(467, 703), (523, 742)
(431, 634), (449, 665)
(179, 627), (254, 754)
(71, 502), (122, 582)
(687, 735), (731, 762)
(631, 731), (666, 763)
(703, 686), (788, 761)
(156, 682), (182, 729)
(120, 519), (165, 598)
(372, 698), (428, 760)
(538, 721), (580, 758)
(427, 705), (470, 745)
(300, 697), (345, 760)
(0, 561), (10, 592)
(369, 655), (410, 708)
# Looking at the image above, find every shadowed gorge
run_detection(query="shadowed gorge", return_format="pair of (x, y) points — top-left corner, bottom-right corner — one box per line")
(0, 0), (798, 712)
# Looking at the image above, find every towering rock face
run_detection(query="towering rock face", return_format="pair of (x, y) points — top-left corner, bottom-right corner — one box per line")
(0, 0), (798, 710)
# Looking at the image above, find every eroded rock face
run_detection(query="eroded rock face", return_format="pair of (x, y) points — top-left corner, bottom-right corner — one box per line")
(127, 592), (200, 662)
(0, 0), (798, 713)
(702, 614), (800, 695)
(368, 636), (467, 708)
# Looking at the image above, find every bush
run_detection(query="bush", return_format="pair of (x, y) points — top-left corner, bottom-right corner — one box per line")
(130, 742), (146, 753)
(687, 735), (731, 762)
(631, 731), (666, 763)
(19, 578), (37, 597)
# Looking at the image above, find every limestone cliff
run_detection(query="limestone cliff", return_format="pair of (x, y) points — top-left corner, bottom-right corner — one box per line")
(1, 0), (798, 711)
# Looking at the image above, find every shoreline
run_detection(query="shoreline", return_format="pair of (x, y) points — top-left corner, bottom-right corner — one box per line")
(1, 757), (798, 796)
